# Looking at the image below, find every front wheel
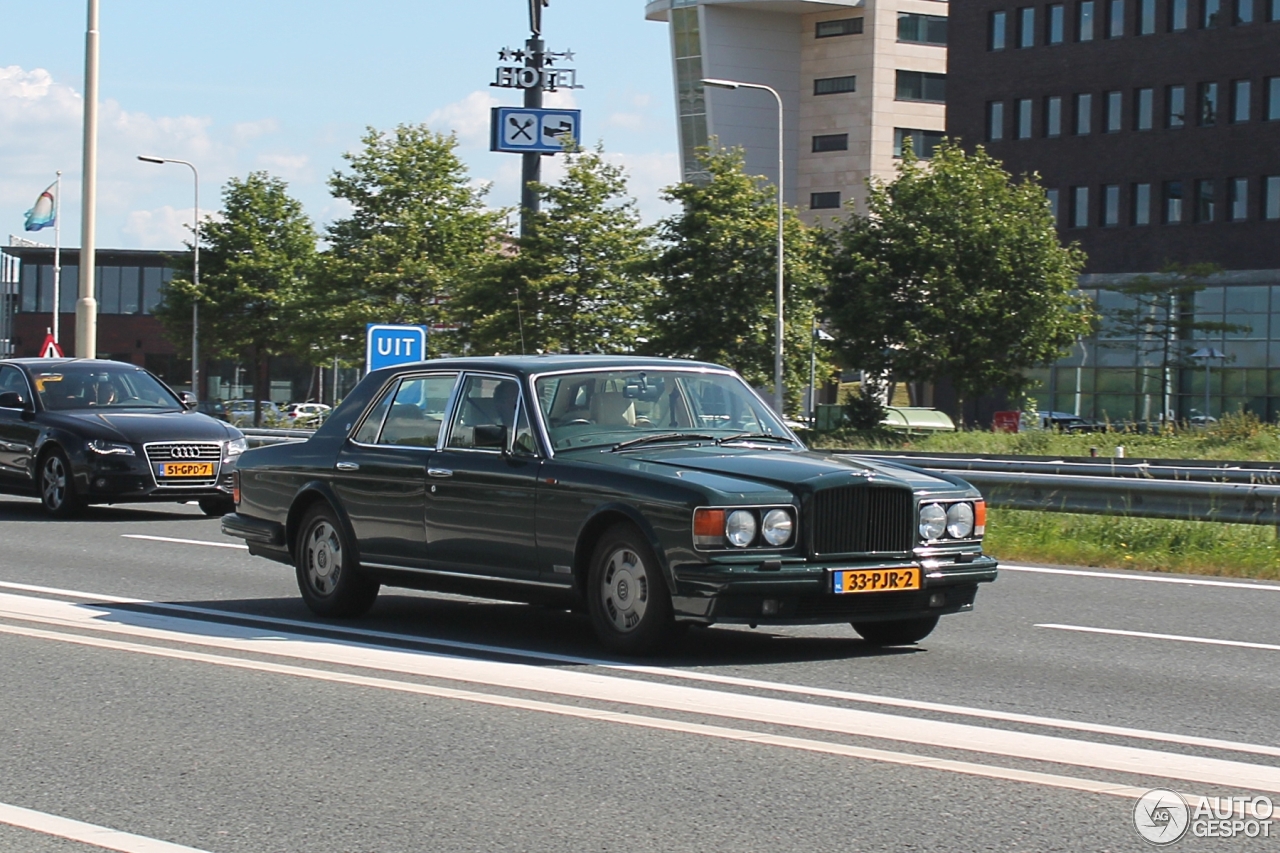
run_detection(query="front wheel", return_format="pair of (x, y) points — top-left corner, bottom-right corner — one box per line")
(587, 523), (678, 656)
(851, 616), (939, 646)
(40, 448), (84, 519)
(295, 504), (379, 617)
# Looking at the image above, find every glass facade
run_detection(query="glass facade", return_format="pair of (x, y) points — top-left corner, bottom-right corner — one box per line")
(15, 262), (170, 316)
(671, 6), (709, 183)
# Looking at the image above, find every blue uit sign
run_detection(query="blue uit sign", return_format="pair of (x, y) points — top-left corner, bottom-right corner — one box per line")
(366, 324), (428, 373)
(490, 107), (581, 155)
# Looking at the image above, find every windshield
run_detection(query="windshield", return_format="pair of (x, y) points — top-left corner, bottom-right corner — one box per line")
(33, 365), (182, 412)
(534, 369), (795, 452)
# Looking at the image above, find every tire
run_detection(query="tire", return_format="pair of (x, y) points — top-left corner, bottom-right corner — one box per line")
(587, 523), (678, 655)
(294, 504), (379, 617)
(852, 616), (940, 646)
(198, 496), (236, 517)
(39, 448), (84, 519)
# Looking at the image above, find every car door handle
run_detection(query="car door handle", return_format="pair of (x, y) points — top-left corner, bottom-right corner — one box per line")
(428, 468), (453, 479)
(335, 461), (360, 471)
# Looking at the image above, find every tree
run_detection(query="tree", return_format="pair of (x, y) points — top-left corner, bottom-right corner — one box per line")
(155, 172), (316, 425)
(647, 147), (830, 410)
(303, 124), (507, 364)
(1098, 262), (1243, 424)
(457, 146), (658, 355)
(824, 140), (1093, 417)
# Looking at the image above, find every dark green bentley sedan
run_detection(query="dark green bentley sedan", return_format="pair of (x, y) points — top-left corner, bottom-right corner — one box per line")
(222, 356), (997, 654)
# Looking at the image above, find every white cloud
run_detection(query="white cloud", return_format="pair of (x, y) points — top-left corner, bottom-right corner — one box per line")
(120, 204), (218, 249)
(255, 152), (312, 182)
(427, 90), (502, 146)
(606, 151), (681, 222)
(232, 118), (280, 145)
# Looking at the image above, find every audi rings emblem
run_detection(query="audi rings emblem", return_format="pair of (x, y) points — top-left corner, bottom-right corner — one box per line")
(170, 445), (202, 459)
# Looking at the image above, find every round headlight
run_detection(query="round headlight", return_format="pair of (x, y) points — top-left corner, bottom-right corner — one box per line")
(761, 509), (793, 546)
(919, 503), (947, 540)
(946, 502), (975, 539)
(725, 510), (757, 548)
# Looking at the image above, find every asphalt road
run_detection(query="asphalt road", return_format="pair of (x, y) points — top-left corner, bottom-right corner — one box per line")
(0, 495), (1277, 852)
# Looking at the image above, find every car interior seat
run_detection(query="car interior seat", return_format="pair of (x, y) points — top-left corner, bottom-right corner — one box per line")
(592, 391), (636, 427)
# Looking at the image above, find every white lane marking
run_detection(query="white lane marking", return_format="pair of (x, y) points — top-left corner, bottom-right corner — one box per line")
(0, 801), (212, 853)
(1001, 563), (1280, 592)
(1039, 623), (1280, 652)
(120, 535), (248, 550)
(0, 580), (1276, 760)
(1, 592), (1278, 794)
(0, 620), (1178, 806)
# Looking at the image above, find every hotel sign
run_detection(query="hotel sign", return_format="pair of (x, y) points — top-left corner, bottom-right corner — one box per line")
(491, 47), (583, 93)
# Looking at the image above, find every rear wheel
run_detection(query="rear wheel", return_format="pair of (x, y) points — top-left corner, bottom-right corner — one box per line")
(587, 523), (678, 656)
(295, 504), (379, 617)
(39, 448), (83, 519)
(851, 616), (939, 646)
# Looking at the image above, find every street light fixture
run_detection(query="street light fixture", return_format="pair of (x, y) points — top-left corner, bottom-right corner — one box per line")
(702, 77), (786, 417)
(138, 155), (200, 400)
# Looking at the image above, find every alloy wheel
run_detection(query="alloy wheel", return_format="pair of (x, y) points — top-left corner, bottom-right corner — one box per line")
(42, 455), (67, 510)
(304, 520), (343, 596)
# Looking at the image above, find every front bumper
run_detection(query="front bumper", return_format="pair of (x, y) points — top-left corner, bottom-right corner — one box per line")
(78, 454), (237, 503)
(669, 553), (998, 626)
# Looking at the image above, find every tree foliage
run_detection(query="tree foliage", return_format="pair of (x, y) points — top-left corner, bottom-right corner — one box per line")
(824, 141), (1093, 409)
(647, 147), (831, 409)
(457, 146), (657, 355)
(155, 171), (315, 422)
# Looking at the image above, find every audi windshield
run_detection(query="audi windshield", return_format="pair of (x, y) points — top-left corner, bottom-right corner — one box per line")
(32, 366), (183, 412)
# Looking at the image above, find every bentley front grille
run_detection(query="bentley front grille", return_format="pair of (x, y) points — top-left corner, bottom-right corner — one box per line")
(809, 484), (915, 557)
(144, 442), (223, 487)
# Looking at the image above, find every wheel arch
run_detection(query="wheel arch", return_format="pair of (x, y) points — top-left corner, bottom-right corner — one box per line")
(285, 482), (361, 565)
(572, 503), (670, 598)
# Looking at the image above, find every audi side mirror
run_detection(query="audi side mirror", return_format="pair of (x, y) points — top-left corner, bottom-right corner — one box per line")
(0, 391), (29, 410)
(179, 392), (199, 411)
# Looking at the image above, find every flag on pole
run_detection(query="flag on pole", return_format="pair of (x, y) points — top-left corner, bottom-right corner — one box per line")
(24, 181), (57, 232)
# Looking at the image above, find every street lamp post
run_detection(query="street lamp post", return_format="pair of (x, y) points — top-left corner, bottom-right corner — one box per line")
(138, 156), (200, 400)
(702, 78), (786, 416)
(1190, 346), (1226, 424)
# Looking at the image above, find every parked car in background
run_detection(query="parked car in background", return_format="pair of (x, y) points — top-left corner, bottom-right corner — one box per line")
(0, 358), (244, 517)
(284, 403), (331, 428)
(1033, 411), (1099, 433)
(195, 399), (228, 421)
(226, 400), (282, 427)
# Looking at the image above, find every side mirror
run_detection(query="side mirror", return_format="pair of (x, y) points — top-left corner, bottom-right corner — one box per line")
(0, 391), (29, 410)
(180, 392), (199, 411)
(473, 424), (508, 451)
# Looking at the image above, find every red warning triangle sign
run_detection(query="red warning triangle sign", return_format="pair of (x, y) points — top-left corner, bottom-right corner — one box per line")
(39, 334), (64, 359)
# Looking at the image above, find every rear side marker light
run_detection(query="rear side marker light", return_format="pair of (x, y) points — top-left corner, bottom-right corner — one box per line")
(232, 471), (241, 506)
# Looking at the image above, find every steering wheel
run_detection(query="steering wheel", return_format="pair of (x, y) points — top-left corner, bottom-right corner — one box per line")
(562, 418), (593, 426)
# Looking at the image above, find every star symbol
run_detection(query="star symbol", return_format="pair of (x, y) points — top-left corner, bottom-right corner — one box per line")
(499, 48), (513, 62)
(513, 49), (527, 62)
(544, 54), (556, 66)
(561, 49), (575, 62)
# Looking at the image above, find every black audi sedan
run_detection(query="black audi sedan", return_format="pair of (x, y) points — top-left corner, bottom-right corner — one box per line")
(0, 358), (245, 518)
(223, 356), (997, 655)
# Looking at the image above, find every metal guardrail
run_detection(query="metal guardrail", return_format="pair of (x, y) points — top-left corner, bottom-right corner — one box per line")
(841, 451), (1280, 526)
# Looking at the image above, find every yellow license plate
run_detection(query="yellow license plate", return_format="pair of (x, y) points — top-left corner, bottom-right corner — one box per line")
(833, 567), (921, 594)
(157, 462), (214, 478)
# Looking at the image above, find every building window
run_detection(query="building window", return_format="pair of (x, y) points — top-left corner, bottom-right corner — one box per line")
(1266, 176), (1280, 219)
(812, 133), (849, 152)
(1196, 179), (1217, 221)
(1132, 183), (1152, 225)
(896, 71), (946, 102)
(1135, 88), (1154, 129)
(898, 13), (947, 44)
(894, 128), (944, 158)
(1075, 92), (1094, 134)
(1198, 82), (1220, 125)
(1203, 0), (1223, 25)
(1072, 186), (1090, 227)
(1229, 178), (1249, 220)
(1079, 1), (1098, 38)
(1109, 0), (1127, 34)
(1019, 6), (1037, 46)
(988, 101), (1006, 140)
(1102, 184), (1121, 226)
(1047, 188), (1061, 224)
(1235, 0), (1255, 23)
(991, 11), (1009, 49)
(1164, 180), (1184, 223)
(1268, 77), (1280, 119)
(1048, 4), (1066, 42)
(1046, 95), (1064, 136)
(815, 75), (857, 96)
(816, 17), (863, 38)
(1169, 0), (1189, 29)
(1168, 85), (1187, 127)
(1140, 0), (1158, 31)
(1271, 0), (1280, 20)
(1232, 80), (1252, 122)
(1105, 90), (1123, 131)
(810, 191), (841, 210)
(1016, 98), (1034, 138)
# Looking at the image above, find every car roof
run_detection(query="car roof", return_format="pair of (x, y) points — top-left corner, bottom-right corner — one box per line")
(3, 358), (145, 371)
(368, 355), (728, 381)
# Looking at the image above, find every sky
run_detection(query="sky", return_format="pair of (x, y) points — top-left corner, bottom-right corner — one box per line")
(1, 1), (679, 251)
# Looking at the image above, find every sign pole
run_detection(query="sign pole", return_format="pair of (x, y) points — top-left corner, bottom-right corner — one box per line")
(520, 35), (544, 239)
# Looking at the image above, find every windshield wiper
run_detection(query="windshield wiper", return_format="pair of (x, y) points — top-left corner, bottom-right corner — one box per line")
(611, 432), (716, 452)
(716, 432), (798, 446)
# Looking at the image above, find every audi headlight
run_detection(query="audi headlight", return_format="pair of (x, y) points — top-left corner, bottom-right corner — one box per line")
(88, 440), (135, 456)
(223, 437), (249, 459)
(946, 502), (976, 539)
(918, 503), (947, 540)
(761, 508), (793, 546)
(725, 510), (757, 548)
